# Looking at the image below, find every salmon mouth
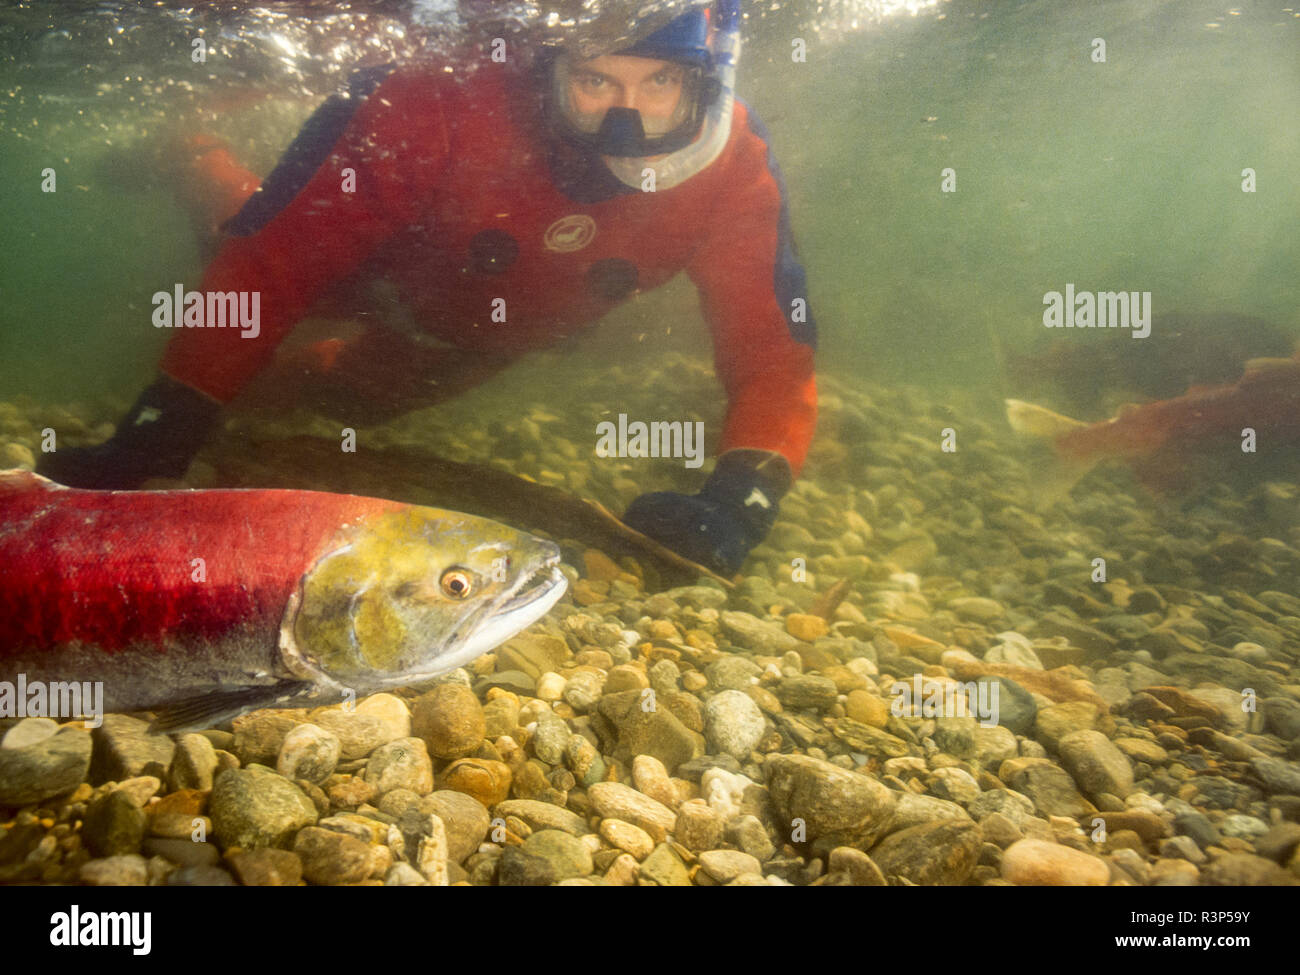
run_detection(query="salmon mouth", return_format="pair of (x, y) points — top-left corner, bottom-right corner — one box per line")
(425, 543), (567, 676)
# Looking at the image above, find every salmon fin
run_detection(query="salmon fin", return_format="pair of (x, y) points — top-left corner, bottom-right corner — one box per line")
(1005, 399), (1087, 439)
(148, 680), (315, 733)
(0, 469), (64, 496)
(1004, 401), (1098, 505)
(1243, 356), (1300, 377)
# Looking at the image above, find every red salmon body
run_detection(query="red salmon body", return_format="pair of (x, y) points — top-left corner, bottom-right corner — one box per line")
(0, 471), (404, 655)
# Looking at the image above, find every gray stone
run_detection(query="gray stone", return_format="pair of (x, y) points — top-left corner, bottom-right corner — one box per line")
(420, 790), (491, 864)
(0, 725), (92, 805)
(79, 854), (148, 886)
(975, 676), (1037, 736)
(639, 843), (692, 886)
(868, 820), (982, 885)
(312, 709), (401, 760)
(774, 675), (839, 710)
(1001, 759), (1097, 818)
(210, 766), (318, 850)
(1263, 698), (1300, 740)
(1252, 757), (1300, 795)
(83, 789), (146, 857)
(532, 709), (571, 765)
(494, 799), (586, 836)
(1058, 730), (1135, 800)
(764, 753), (897, 853)
(704, 690), (766, 759)
(364, 737), (434, 795)
(719, 611), (802, 654)
(521, 829), (593, 879)
(142, 836), (221, 869)
(705, 655), (762, 691)
(165, 865), (237, 886)
(275, 724), (340, 785)
(169, 733), (219, 791)
(91, 714), (175, 783)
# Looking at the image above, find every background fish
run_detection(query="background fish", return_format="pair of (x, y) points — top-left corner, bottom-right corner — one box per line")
(0, 471), (566, 730)
(1007, 355), (1300, 493)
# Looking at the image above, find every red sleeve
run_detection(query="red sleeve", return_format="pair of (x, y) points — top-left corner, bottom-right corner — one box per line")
(161, 72), (450, 403)
(686, 107), (817, 478)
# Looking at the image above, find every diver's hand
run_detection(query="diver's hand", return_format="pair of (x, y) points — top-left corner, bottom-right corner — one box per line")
(623, 449), (793, 576)
(36, 375), (220, 490)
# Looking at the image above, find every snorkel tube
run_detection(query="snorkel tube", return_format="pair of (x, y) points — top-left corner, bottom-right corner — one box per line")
(602, 0), (742, 191)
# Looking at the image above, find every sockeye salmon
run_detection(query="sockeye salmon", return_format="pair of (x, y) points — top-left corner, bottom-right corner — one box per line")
(0, 470), (566, 731)
(1006, 355), (1300, 492)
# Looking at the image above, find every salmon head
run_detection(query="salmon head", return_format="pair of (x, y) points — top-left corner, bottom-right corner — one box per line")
(280, 505), (567, 696)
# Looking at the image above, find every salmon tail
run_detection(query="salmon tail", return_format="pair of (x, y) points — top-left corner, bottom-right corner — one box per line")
(1004, 399), (1099, 503)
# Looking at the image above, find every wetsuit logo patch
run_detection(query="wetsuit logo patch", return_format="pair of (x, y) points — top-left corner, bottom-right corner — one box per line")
(544, 214), (596, 253)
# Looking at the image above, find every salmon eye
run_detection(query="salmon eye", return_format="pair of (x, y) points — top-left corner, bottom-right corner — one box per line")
(440, 568), (474, 599)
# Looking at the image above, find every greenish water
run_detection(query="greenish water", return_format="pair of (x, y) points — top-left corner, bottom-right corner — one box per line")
(0, 0), (1296, 406)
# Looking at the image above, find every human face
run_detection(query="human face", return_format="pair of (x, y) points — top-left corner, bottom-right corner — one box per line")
(566, 55), (687, 162)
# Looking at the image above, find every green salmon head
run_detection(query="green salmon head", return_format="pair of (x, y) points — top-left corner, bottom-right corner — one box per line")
(280, 505), (566, 693)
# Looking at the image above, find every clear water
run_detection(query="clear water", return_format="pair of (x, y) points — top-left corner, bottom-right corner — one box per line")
(0, 0), (1296, 404)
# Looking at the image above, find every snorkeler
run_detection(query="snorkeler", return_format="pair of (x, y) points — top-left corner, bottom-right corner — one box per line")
(38, 1), (818, 576)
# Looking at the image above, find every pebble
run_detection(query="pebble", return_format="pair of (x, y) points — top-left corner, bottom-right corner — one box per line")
(999, 758), (1096, 819)
(79, 854), (149, 886)
(521, 829), (593, 880)
(85, 712), (174, 780)
(674, 798), (725, 852)
(385, 863), (430, 886)
(774, 675), (839, 710)
(704, 689), (766, 759)
(209, 766), (318, 850)
(275, 724), (340, 785)
(169, 733), (219, 791)
(83, 790), (146, 857)
(535, 672), (567, 701)
(364, 737), (434, 795)
(785, 613), (829, 642)
(354, 693), (412, 741)
(588, 783), (677, 840)
(308, 710), (399, 761)
(698, 849), (761, 883)
(631, 754), (679, 809)
(700, 767), (754, 820)
(1001, 838), (1109, 886)
(719, 611), (803, 654)
(494, 799), (587, 836)
(1057, 730), (1135, 800)
(764, 753), (897, 853)
(869, 820), (983, 885)
(706, 656), (762, 691)
(1251, 756), (1300, 795)
(230, 711), (303, 767)
(1199, 852), (1298, 886)
(597, 689), (701, 772)
(440, 757), (512, 807)
(926, 767), (982, 805)
(639, 843), (692, 886)
(0, 725), (92, 806)
(600, 818), (655, 860)
(142, 837), (221, 869)
(226, 848), (303, 886)
(293, 827), (379, 885)
(411, 684), (485, 760)
(420, 791), (491, 864)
